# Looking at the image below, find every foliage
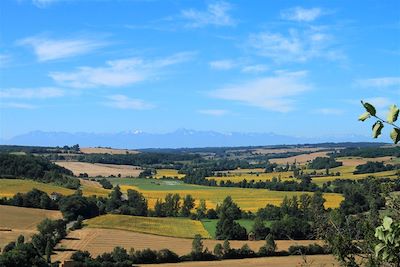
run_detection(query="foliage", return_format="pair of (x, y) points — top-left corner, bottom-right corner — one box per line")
(308, 157), (343, 170)
(374, 217), (400, 265)
(353, 161), (398, 174)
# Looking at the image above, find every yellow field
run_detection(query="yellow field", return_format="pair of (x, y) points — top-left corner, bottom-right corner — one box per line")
(55, 161), (142, 177)
(85, 214), (211, 239)
(53, 227), (328, 263)
(80, 147), (139, 154)
(0, 205), (62, 250)
(337, 156), (395, 166)
(155, 169), (185, 179)
(118, 184), (343, 212)
(0, 179), (110, 197)
(207, 171), (296, 183)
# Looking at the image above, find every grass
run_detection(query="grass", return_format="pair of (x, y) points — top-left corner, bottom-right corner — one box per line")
(201, 219), (273, 238)
(155, 169), (185, 179)
(0, 178), (110, 197)
(85, 214), (211, 239)
(110, 178), (343, 212)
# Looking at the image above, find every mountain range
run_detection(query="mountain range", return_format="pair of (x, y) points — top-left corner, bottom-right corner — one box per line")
(0, 129), (379, 149)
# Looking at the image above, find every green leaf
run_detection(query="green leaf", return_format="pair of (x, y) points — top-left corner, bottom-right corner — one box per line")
(383, 216), (393, 230)
(387, 104), (399, 123)
(375, 243), (385, 257)
(391, 128), (400, 144)
(362, 101), (376, 116)
(372, 121), (384, 138)
(358, 112), (371, 121)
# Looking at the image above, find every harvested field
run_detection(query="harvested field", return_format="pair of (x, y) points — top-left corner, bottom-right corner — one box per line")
(337, 156), (394, 166)
(252, 147), (327, 155)
(0, 179), (110, 197)
(54, 228), (327, 262)
(55, 161), (142, 177)
(141, 255), (338, 266)
(85, 214), (211, 239)
(80, 147), (139, 154)
(270, 151), (330, 164)
(0, 205), (62, 250)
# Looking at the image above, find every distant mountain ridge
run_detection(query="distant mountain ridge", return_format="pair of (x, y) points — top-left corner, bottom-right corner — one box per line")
(0, 129), (380, 149)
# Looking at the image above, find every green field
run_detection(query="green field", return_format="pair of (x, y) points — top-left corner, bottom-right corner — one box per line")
(85, 214), (211, 239)
(108, 177), (198, 191)
(201, 219), (273, 238)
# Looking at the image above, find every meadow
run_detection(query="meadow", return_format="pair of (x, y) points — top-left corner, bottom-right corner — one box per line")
(109, 178), (343, 212)
(85, 214), (211, 239)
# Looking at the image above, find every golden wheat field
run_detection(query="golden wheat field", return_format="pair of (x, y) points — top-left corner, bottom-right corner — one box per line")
(207, 171), (296, 183)
(155, 169), (185, 179)
(80, 147), (140, 154)
(55, 161), (142, 177)
(118, 184), (343, 212)
(53, 227), (327, 262)
(0, 179), (110, 197)
(85, 214), (211, 239)
(0, 205), (62, 250)
(336, 156), (395, 166)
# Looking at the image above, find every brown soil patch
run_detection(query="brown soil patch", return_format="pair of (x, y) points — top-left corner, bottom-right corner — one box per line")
(270, 152), (330, 164)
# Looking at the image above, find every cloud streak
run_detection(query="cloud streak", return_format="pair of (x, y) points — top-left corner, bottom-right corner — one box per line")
(210, 71), (311, 112)
(181, 1), (235, 27)
(356, 77), (400, 88)
(0, 87), (64, 99)
(18, 36), (105, 62)
(104, 95), (154, 110)
(198, 109), (229, 116)
(50, 52), (195, 88)
(281, 7), (323, 22)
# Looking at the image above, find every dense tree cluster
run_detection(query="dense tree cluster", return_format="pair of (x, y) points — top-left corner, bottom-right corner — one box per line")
(0, 154), (79, 189)
(353, 161), (399, 174)
(0, 188), (58, 210)
(333, 146), (400, 158)
(308, 157), (342, 170)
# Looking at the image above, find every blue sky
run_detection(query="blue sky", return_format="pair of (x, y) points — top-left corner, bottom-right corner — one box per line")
(0, 0), (399, 140)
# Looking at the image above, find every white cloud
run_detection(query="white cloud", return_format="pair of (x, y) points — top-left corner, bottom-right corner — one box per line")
(314, 108), (344, 115)
(363, 97), (392, 109)
(356, 77), (400, 88)
(198, 109), (229, 116)
(50, 52), (194, 88)
(32, 0), (60, 8)
(247, 28), (338, 63)
(241, 64), (268, 74)
(0, 87), (64, 99)
(0, 102), (37, 109)
(209, 60), (236, 70)
(281, 7), (323, 22)
(18, 36), (105, 62)
(0, 54), (12, 67)
(104, 95), (154, 110)
(181, 1), (235, 27)
(209, 71), (311, 112)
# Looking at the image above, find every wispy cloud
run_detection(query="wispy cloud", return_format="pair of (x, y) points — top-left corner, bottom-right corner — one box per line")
(0, 54), (12, 67)
(104, 95), (154, 110)
(18, 36), (105, 62)
(0, 87), (64, 99)
(181, 1), (235, 27)
(209, 60), (236, 70)
(50, 52), (195, 88)
(241, 64), (269, 74)
(0, 102), (37, 109)
(356, 77), (400, 88)
(313, 108), (344, 115)
(281, 7), (324, 22)
(198, 109), (229, 116)
(32, 0), (60, 8)
(209, 71), (311, 112)
(247, 28), (341, 63)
